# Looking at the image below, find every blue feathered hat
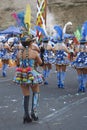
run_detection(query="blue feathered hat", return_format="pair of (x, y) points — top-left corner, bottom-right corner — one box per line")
(79, 38), (87, 44)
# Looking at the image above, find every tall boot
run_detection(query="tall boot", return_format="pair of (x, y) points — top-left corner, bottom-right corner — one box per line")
(31, 92), (40, 121)
(78, 74), (84, 92)
(83, 74), (87, 85)
(82, 74), (86, 92)
(2, 64), (8, 77)
(57, 72), (61, 88)
(23, 96), (32, 123)
(43, 70), (48, 85)
(60, 71), (66, 88)
(47, 69), (51, 78)
(86, 74), (87, 85)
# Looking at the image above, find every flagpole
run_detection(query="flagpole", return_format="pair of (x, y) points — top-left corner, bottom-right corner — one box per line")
(45, 0), (47, 26)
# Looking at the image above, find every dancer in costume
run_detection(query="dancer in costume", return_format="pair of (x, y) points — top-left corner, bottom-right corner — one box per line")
(71, 39), (87, 92)
(0, 40), (4, 60)
(13, 36), (43, 123)
(1, 39), (12, 77)
(41, 37), (54, 85)
(84, 41), (87, 85)
(53, 25), (70, 88)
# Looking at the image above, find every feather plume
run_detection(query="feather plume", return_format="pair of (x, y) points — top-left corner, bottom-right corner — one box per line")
(63, 22), (72, 34)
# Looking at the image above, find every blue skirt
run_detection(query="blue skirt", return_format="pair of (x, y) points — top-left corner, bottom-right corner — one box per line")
(71, 52), (87, 68)
(43, 50), (56, 64)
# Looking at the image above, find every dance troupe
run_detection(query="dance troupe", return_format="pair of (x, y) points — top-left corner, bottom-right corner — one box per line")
(0, 21), (87, 123)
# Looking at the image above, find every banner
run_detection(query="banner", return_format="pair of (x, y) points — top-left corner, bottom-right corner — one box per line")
(37, 0), (47, 29)
(74, 26), (81, 41)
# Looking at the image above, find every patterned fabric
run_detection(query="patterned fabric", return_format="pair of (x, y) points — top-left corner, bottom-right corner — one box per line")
(43, 50), (55, 64)
(71, 52), (87, 68)
(55, 50), (69, 65)
(11, 44), (18, 60)
(13, 67), (43, 85)
(13, 53), (43, 85)
(0, 49), (4, 59)
(84, 52), (87, 68)
(1, 49), (11, 60)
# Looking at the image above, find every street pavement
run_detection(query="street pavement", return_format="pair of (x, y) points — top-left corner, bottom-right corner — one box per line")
(0, 66), (87, 130)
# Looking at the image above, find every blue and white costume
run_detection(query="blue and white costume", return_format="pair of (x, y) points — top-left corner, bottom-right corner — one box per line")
(55, 50), (69, 65)
(71, 44), (87, 92)
(71, 52), (86, 68)
(11, 44), (19, 60)
(42, 38), (54, 85)
(0, 42), (11, 77)
(0, 42), (4, 59)
(54, 42), (70, 88)
(43, 50), (55, 64)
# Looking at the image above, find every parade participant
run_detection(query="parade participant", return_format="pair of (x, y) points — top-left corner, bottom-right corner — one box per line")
(13, 36), (43, 123)
(83, 41), (87, 87)
(84, 41), (87, 85)
(53, 40), (70, 88)
(0, 41), (4, 60)
(71, 39), (87, 92)
(41, 37), (54, 85)
(53, 25), (70, 88)
(1, 39), (12, 77)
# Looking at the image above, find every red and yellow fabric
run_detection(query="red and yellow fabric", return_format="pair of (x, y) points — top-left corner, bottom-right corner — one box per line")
(36, 0), (47, 28)
(36, 0), (47, 42)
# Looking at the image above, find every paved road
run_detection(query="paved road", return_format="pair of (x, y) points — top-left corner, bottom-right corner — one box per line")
(0, 66), (87, 130)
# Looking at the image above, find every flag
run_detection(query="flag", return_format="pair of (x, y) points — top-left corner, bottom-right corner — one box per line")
(24, 4), (31, 31)
(11, 12), (20, 26)
(17, 11), (25, 27)
(74, 26), (81, 41)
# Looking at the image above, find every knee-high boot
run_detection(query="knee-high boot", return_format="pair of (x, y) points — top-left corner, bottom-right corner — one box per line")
(43, 70), (48, 85)
(86, 74), (87, 85)
(47, 69), (51, 78)
(78, 74), (85, 92)
(2, 64), (8, 77)
(57, 72), (61, 88)
(60, 71), (66, 88)
(83, 74), (87, 85)
(31, 92), (40, 121)
(82, 74), (86, 92)
(23, 96), (32, 123)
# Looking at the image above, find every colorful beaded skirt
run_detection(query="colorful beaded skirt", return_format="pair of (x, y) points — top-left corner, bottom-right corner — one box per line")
(13, 67), (43, 85)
